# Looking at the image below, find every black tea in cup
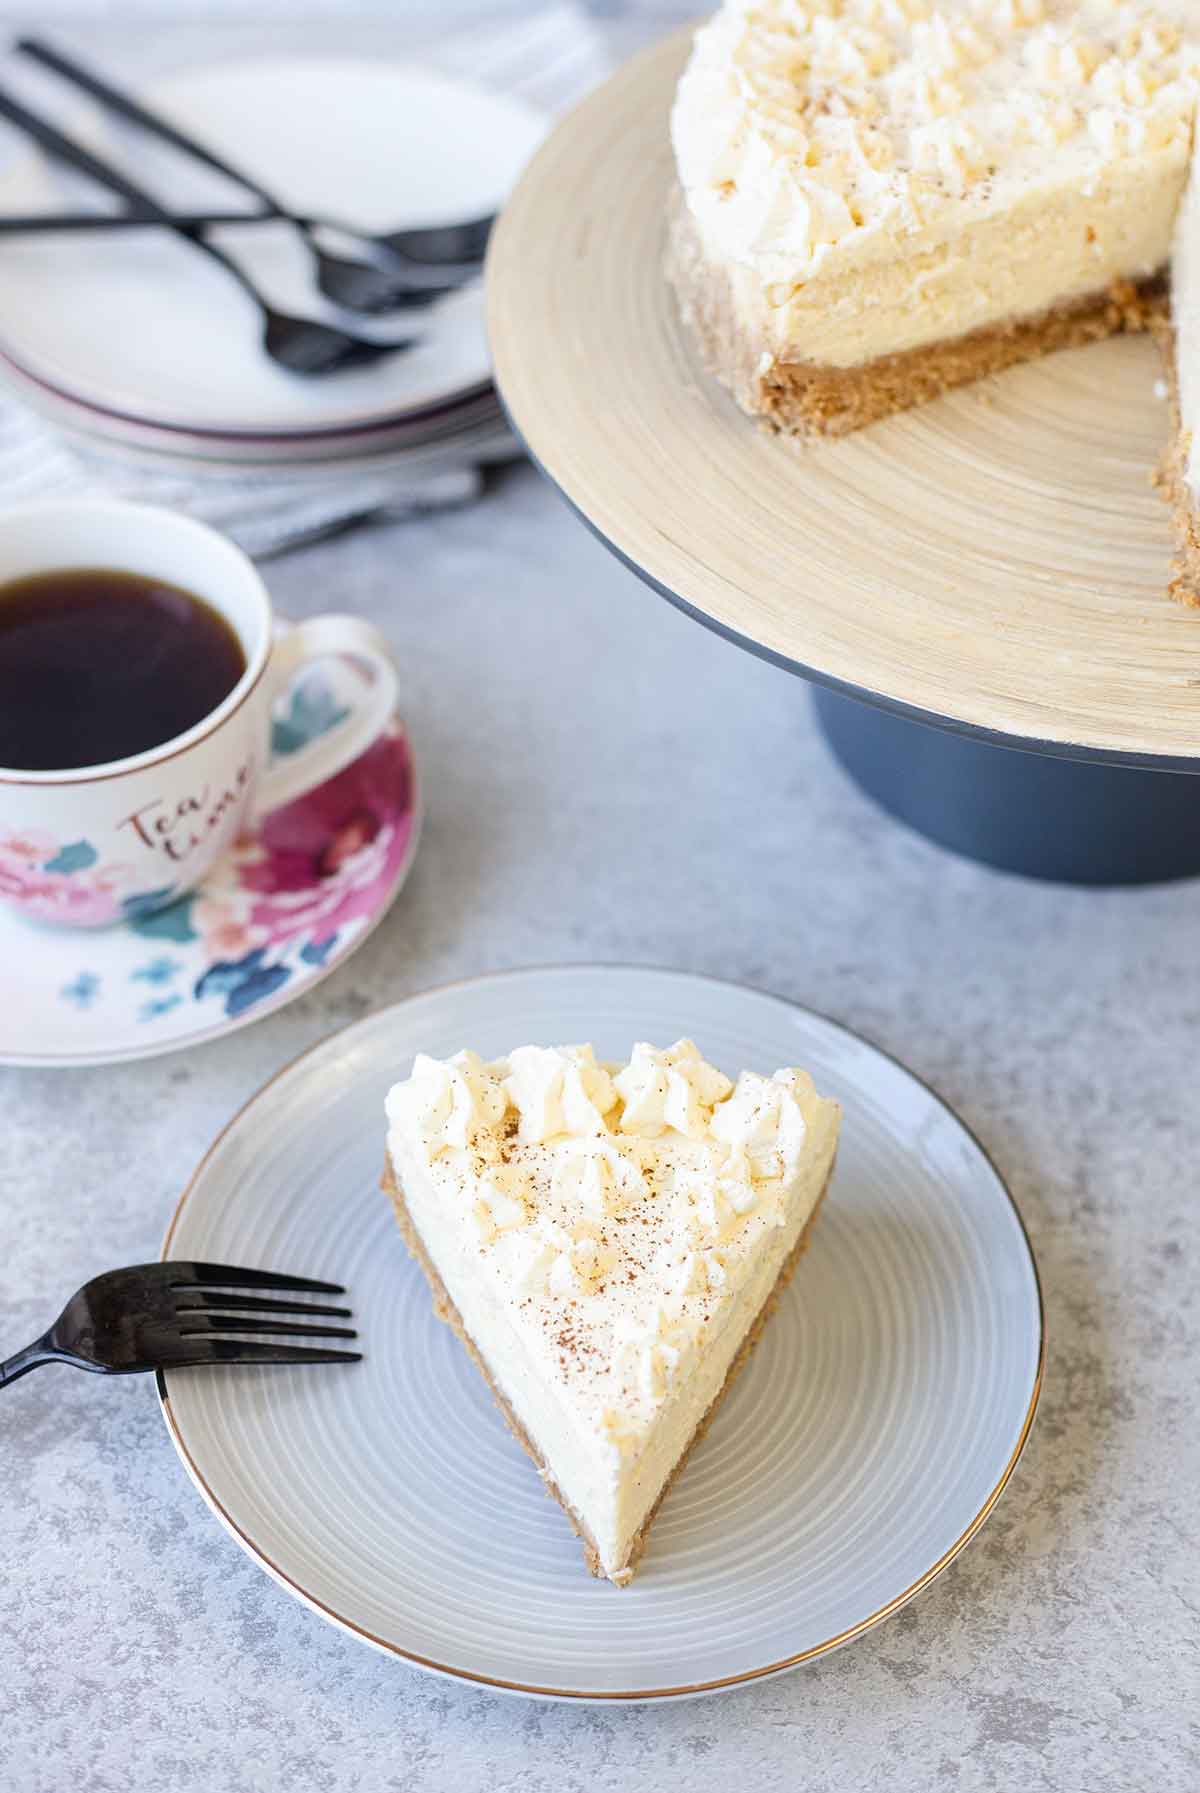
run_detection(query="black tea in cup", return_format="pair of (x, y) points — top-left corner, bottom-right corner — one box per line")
(0, 567), (247, 772)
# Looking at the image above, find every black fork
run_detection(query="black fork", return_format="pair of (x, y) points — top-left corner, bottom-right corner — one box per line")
(0, 84), (417, 376)
(16, 37), (480, 314)
(0, 1261), (361, 1386)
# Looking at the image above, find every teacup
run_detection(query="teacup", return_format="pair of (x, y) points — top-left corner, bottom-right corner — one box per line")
(0, 499), (400, 929)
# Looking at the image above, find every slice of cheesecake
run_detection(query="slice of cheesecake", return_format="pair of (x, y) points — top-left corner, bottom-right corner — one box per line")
(383, 1039), (840, 1584)
(668, 0), (1199, 437)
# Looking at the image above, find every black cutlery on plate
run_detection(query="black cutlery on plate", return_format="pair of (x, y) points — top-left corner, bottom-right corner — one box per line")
(0, 204), (493, 268)
(0, 207), (294, 235)
(16, 37), (488, 313)
(0, 1261), (361, 1385)
(0, 83), (417, 376)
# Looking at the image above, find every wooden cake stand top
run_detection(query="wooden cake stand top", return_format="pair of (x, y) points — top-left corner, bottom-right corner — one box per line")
(488, 31), (1200, 768)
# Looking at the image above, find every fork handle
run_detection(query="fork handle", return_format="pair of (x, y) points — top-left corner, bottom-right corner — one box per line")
(0, 85), (263, 306)
(0, 1334), (60, 1387)
(0, 85), (168, 222)
(17, 38), (286, 217)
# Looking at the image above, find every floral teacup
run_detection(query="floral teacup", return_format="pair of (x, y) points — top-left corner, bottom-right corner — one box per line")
(0, 499), (399, 929)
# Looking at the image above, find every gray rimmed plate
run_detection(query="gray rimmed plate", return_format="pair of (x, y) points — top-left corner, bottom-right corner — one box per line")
(158, 965), (1044, 1702)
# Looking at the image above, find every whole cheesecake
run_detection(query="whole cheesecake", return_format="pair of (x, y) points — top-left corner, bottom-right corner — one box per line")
(383, 1040), (840, 1585)
(667, 0), (1200, 597)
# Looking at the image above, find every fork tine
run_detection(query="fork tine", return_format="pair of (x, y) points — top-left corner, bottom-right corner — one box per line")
(170, 1261), (346, 1295)
(175, 1291), (352, 1319)
(163, 1338), (362, 1368)
(175, 1315), (358, 1341)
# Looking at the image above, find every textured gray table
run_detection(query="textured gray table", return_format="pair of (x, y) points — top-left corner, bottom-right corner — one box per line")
(3, 8), (1200, 1792)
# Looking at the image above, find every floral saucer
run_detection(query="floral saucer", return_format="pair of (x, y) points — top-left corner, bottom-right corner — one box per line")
(0, 702), (419, 1068)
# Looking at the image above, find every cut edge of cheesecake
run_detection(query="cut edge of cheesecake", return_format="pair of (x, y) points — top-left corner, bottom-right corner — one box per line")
(381, 1151), (836, 1586)
(1157, 141), (1200, 610)
(1152, 322), (1200, 608)
(666, 187), (1169, 441)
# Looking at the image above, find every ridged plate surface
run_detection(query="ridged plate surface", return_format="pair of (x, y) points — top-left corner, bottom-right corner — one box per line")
(159, 966), (1043, 1701)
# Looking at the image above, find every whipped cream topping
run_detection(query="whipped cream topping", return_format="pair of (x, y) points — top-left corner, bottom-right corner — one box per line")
(504, 1043), (617, 1143)
(672, 0), (1200, 286)
(385, 1041), (835, 1448)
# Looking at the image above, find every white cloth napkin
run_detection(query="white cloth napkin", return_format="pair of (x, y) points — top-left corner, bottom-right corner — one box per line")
(0, 4), (610, 557)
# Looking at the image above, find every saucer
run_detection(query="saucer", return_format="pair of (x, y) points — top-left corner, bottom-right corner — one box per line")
(0, 693), (420, 1068)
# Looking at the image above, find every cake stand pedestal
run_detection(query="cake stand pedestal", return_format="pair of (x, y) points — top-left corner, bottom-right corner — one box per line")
(488, 31), (1200, 887)
(812, 688), (1200, 884)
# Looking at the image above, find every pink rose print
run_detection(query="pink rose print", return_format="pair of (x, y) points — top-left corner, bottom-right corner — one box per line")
(0, 827), (58, 865)
(230, 731), (413, 948)
(0, 831), (138, 927)
(186, 730), (416, 1018)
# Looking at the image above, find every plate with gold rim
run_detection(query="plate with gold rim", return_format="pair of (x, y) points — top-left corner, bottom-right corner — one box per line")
(157, 965), (1043, 1702)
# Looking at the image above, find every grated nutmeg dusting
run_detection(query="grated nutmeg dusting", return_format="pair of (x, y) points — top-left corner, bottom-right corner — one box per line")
(385, 1042), (839, 1432)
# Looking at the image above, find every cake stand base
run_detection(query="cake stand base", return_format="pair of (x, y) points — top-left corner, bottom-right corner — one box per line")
(813, 686), (1200, 885)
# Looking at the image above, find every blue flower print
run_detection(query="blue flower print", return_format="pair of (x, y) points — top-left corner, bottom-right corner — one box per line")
(298, 934), (339, 967)
(131, 956), (182, 986)
(124, 890), (197, 942)
(61, 971), (100, 1009)
(44, 840), (98, 875)
(271, 676), (350, 758)
(138, 993), (183, 1023)
(195, 947), (292, 1018)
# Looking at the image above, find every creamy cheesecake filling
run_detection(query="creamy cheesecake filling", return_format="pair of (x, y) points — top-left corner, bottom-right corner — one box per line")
(385, 1041), (840, 1581)
(593, 1126), (836, 1571)
(672, 0), (1200, 373)
(386, 1148), (630, 1562)
(1171, 127), (1200, 494)
(710, 163), (1182, 368)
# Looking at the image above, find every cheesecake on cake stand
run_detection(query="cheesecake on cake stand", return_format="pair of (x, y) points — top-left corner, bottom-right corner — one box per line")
(667, 2), (1193, 446)
(487, 9), (1200, 885)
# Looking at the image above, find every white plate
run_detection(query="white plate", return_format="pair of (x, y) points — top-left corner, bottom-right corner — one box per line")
(0, 350), (512, 471)
(0, 347), (508, 458)
(0, 58), (546, 433)
(159, 966), (1043, 1701)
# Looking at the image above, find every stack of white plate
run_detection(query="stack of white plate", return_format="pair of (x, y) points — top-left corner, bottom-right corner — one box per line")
(0, 56), (547, 484)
